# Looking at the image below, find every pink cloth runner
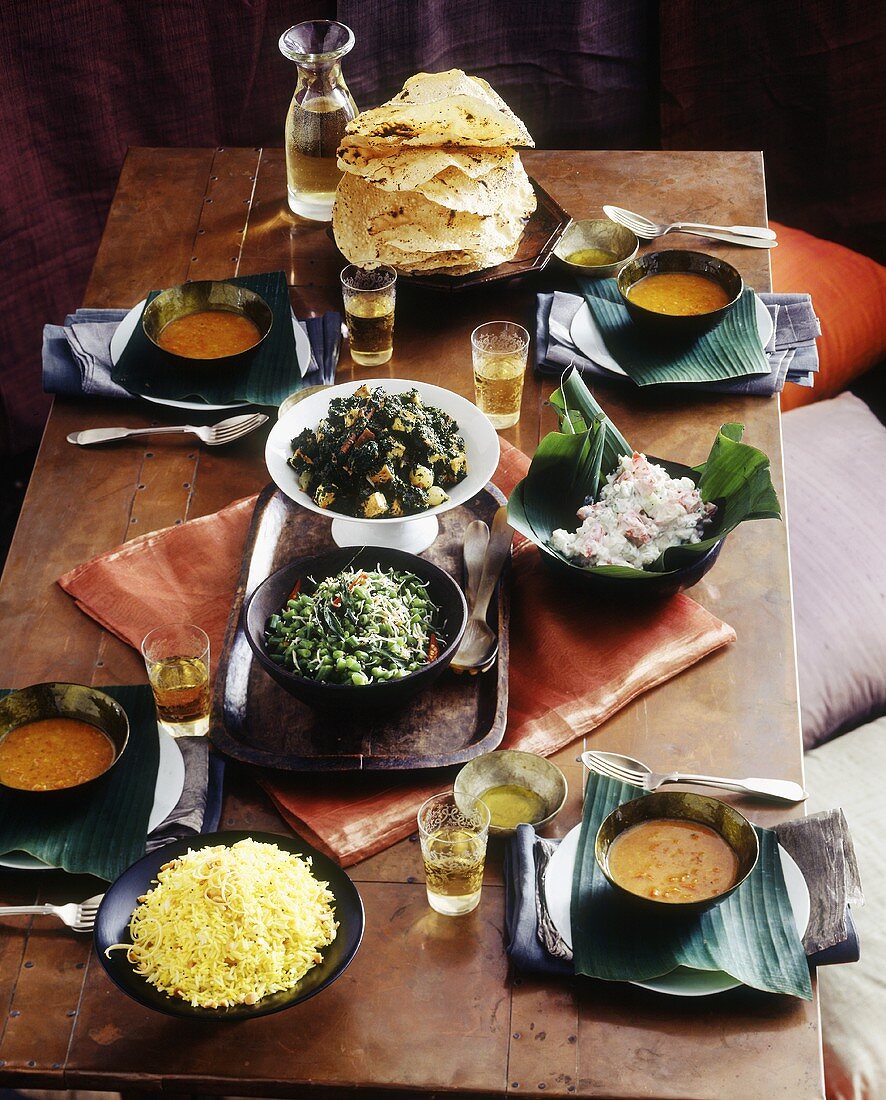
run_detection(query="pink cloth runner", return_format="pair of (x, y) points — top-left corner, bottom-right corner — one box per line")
(58, 440), (736, 865)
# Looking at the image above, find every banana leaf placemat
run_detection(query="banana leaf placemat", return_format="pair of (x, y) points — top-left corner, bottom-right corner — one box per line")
(570, 772), (813, 998)
(0, 686), (159, 881)
(578, 278), (771, 387)
(110, 271), (301, 405)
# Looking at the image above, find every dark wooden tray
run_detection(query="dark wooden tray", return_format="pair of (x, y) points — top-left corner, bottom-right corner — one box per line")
(210, 484), (509, 771)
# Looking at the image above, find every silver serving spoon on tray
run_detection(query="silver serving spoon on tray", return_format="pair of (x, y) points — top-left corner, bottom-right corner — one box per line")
(451, 507), (512, 674)
(603, 205), (778, 248)
(581, 749), (807, 803)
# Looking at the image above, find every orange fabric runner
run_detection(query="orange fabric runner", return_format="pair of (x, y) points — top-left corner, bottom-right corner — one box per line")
(59, 439), (735, 865)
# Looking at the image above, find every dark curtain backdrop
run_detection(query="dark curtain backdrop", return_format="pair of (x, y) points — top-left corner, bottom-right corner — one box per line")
(1, 0), (882, 455)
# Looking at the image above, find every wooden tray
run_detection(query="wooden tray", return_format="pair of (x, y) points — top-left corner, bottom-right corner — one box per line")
(210, 484), (509, 771)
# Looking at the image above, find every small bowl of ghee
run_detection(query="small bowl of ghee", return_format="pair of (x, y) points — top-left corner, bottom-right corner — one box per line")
(454, 750), (568, 837)
(553, 219), (639, 279)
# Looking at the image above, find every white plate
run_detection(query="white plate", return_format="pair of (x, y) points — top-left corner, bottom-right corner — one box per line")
(110, 298), (313, 411)
(569, 294), (774, 379)
(544, 822), (810, 997)
(265, 378), (500, 554)
(0, 726), (186, 872)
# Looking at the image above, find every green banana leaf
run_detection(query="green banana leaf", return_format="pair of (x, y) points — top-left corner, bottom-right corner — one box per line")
(570, 772), (813, 999)
(508, 369), (781, 578)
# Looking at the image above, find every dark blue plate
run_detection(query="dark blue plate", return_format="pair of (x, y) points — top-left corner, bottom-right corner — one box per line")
(94, 830), (364, 1020)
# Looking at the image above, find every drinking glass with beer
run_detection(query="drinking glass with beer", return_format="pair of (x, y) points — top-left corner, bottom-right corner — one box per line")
(470, 321), (530, 430)
(340, 264), (397, 366)
(417, 791), (491, 916)
(141, 624), (211, 738)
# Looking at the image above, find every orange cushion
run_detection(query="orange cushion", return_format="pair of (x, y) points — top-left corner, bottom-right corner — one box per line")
(771, 222), (886, 411)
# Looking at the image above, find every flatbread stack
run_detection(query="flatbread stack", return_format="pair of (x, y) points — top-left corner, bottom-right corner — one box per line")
(332, 70), (536, 276)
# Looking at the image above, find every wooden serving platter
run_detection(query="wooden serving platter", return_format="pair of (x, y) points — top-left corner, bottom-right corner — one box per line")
(210, 483), (509, 771)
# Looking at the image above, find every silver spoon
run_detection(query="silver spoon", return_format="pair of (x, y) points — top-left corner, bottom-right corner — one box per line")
(450, 507), (512, 674)
(581, 749), (807, 803)
(603, 205), (777, 248)
(67, 412), (269, 447)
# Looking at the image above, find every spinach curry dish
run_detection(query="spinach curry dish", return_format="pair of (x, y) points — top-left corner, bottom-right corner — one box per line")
(288, 385), (468, 517)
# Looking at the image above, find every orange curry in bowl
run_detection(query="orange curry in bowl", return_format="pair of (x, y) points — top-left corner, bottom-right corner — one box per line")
(626, 272), (732, 316)
(0, 717), (116, 791)
(157, 310), (262, 359)
(606, 817), (739, 903)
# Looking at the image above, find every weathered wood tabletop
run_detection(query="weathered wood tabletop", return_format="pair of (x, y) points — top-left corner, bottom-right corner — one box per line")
(0, 148), (823, 1098)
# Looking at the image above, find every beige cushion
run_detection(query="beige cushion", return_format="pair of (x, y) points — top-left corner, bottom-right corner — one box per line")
(805, 718), (886, 1100)
(783, 393), (886, 747)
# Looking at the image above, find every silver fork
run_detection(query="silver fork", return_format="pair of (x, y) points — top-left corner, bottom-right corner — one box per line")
(67, 412), (269, 447)
(602, 205), (777, 248)
(0, 894), (104, 932)
(580, 749), (807, 803)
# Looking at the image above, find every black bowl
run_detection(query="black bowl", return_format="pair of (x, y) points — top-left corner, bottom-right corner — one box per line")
(595, 791), (759, 915)
(243, 546), (468, 710)
(539, 537), (723, 601)
(617, 249), (743, 338)
(142, 280), (273, 369)
(94, 830), (364, 1020)
(0, 682), (129, 799)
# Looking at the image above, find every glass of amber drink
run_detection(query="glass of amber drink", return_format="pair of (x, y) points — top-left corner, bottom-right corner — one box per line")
(470, 321), (530, 430)
(417, 791), (491, 916)
(141, 624), (211, 738)
(340, 264), (397, 366)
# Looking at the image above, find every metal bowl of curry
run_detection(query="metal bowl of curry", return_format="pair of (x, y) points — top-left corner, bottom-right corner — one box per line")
(0, 683), (129, 798)
(594, 791), (759, 915)
(142, 280), (273, 368)
(616, 249), (743, 338)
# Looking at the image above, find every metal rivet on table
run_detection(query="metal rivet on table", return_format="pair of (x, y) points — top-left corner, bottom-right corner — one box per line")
(513, 1032), (521, 1040)
(76, 962), (85, 970)
(175, 519), (183, 525)
(9, 1010), (20, 1017)
(52, 1063), (62, 1069)
(145, 452), (154, 458)
(183, 482), (190, 489)
(66, 1009), (76, 1017)
(27, 1061), (35, 1068)
(567, 1035), (576, 1044)
(23, 961), (33, 968)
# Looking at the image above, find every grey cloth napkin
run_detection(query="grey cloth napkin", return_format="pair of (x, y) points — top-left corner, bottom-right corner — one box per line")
(505, 809), (862, 977)
(145, 737), (225, 853)
(536, 290), (821, 396)
(42, 307), (339, 401)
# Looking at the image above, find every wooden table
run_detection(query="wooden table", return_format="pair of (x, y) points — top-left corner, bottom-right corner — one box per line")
(0, 148), (823, 1098)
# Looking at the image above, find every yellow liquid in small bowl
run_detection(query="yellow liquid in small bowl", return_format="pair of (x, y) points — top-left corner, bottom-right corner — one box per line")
(479, 784), (547, 829)
(565, 247), (617, 267)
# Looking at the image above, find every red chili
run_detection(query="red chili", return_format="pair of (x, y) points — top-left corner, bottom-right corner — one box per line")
(288, 579), (302, 599)
(427, 633), (439, 662)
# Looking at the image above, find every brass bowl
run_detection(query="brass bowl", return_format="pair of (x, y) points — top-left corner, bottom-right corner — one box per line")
(0, 683), (129, 799)
(142, 280), (273, 367)
(616, 249), (743, 338)
(553, 219), (639, 279)
(594, 791), (759, 915)
(454, 749), (568, 837)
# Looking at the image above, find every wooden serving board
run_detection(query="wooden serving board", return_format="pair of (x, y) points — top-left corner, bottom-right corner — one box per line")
(210, 483), (509, 771)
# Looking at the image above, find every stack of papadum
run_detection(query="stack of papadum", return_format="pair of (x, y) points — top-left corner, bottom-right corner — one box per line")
(332, 70), (536, 276)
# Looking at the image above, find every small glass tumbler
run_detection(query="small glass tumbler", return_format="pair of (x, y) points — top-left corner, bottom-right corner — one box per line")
(340, 264), (397, 366)
(141, 624), (211, 738)
(417, 791), (491, 916)
(470, 320), (530, 430)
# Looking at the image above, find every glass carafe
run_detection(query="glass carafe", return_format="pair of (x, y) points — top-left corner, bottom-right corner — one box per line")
(279, 20), (357, 222)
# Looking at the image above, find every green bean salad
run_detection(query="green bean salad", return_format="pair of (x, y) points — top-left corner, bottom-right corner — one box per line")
(264, 566), (442, 686)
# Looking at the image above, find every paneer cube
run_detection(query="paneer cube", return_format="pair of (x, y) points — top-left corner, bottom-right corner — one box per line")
(362, 492), (388, 517)
(427, 485), (449, 507)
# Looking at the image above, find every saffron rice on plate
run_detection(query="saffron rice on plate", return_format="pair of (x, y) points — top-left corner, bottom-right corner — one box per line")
(107, 838), (338, 1009)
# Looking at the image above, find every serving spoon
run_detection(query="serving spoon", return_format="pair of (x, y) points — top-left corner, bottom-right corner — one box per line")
(581, 749), (807, 803)
(450, 507), (513, 674)
(603, 205), (777, 248)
